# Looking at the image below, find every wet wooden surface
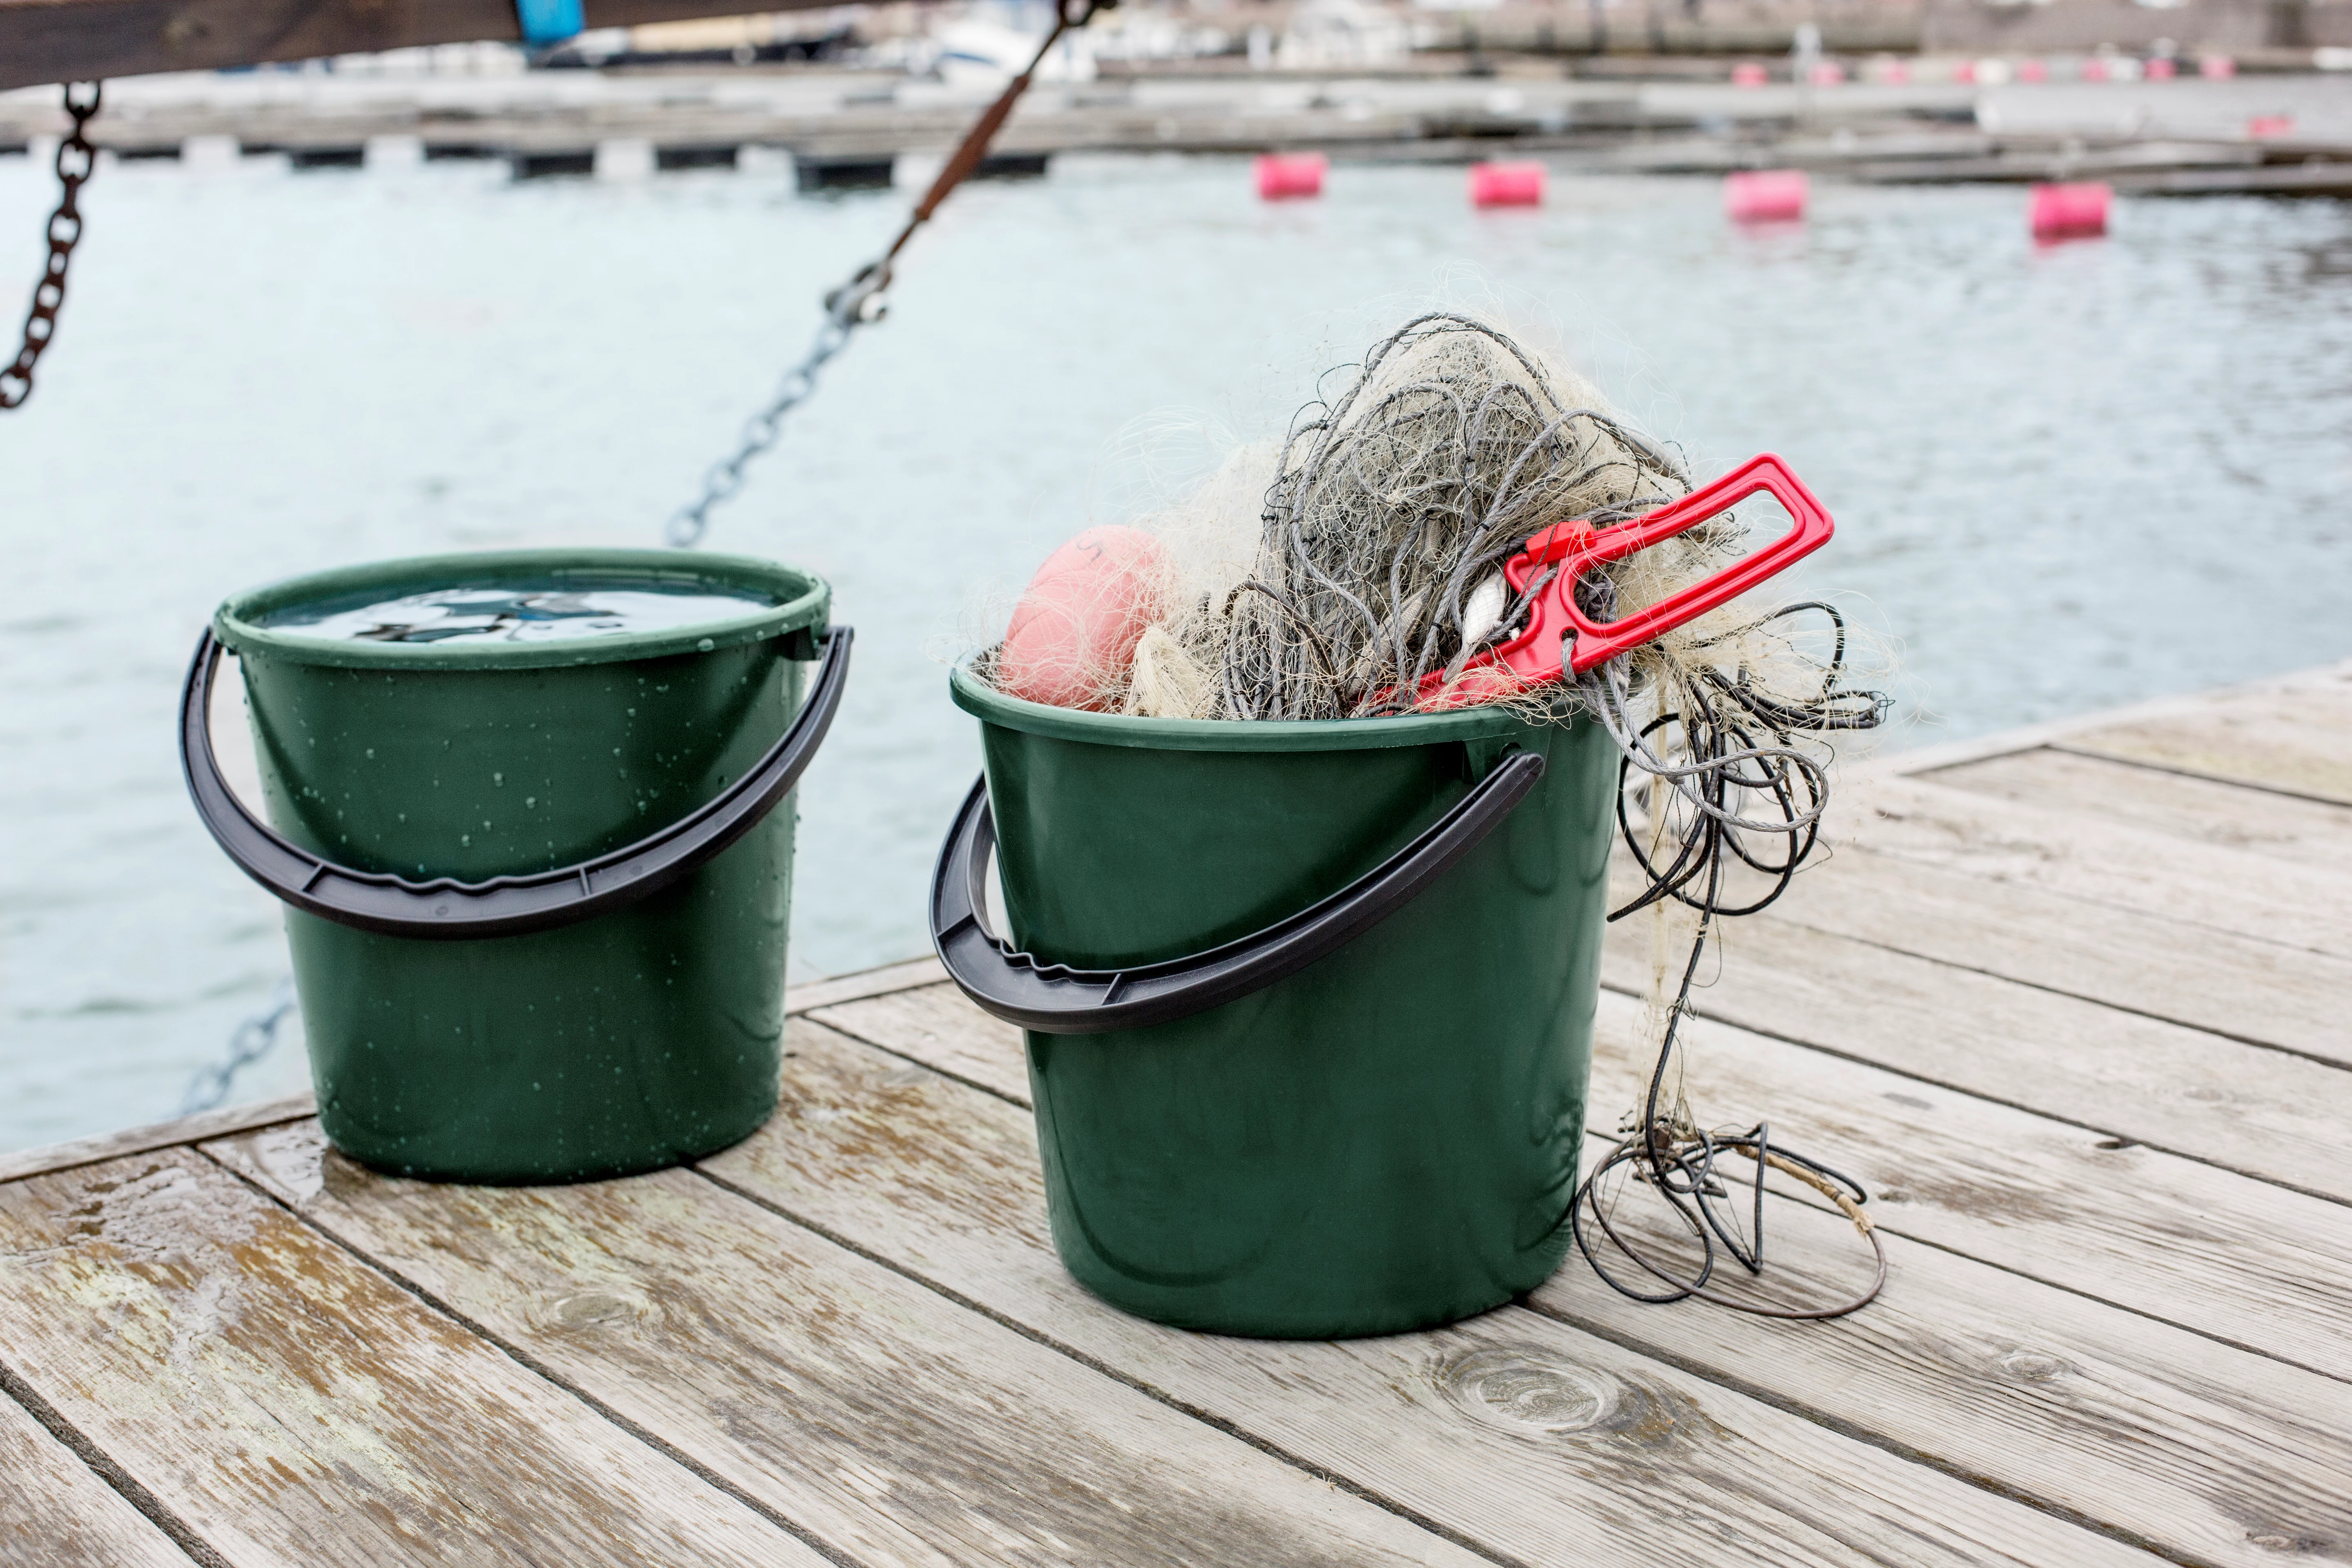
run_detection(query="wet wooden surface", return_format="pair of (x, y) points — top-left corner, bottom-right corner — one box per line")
(4, 662), (2348, 1566)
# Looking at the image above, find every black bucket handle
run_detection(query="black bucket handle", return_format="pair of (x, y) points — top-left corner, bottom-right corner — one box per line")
(930, 747), (1546, 1035)
(179, 623), (852, 941)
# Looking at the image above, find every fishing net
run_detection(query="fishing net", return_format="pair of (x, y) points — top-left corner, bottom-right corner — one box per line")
(978, 309), (1895, 1317)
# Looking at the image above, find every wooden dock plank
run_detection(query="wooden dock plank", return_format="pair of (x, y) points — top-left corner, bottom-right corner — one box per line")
(1595, 916), (2352, 1203)
(0, 1151), (827, 1568)
(0, 1094), (314, 1186)
(820, 976), (2352, 1383)
(1919, 748), (2352, 876)
(0, 1383), (195, 1568)
(202, 1123), (1483, 1568)
(1578, 989), (2352, 1383)
(1523, 1185), (2352, 1568)
(807, 985), (1029, 1102)
(784, 956), (948, 1018)
(703, 1016), (2178, 1568)
(2054, 671), (2352, 805)
(1844, 769), (2352, 962)
(1740, 841), (2352, 1067)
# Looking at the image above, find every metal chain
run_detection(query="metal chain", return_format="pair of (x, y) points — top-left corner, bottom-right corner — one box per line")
(1, 81), (101, 411)
(666, 278), (880, 547)
(665, 0), (1099, 548)
(180, 980), (296, 1115)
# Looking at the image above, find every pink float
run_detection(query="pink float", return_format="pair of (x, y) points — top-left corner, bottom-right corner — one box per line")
(1255, 153), (1328, 200)
(2017, 58), (2049, 83)
(996, 526), (1167, 711)
(2030, 182), (2110, 242)
(2249, 114), (2295, 139)
(2201, 54), (2237, 79)
(1877, 58), (1911, 85)
(1470, 161), (1546, 207)
(1952, 59), (1976, 84)
(1730, 61), (1768, 87)
(1808, 62), (1846, 86)
(2080, 57), (2110, 82)
(1724, 169), (1808, 223)
(2145, 56), (2177, 79)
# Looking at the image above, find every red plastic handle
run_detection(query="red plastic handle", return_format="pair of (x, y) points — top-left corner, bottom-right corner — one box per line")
(1414, 452), (1835, 708)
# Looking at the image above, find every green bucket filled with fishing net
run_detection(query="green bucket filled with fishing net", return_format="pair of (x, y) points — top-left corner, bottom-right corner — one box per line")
(181, 548), (850, 1183)
(931, 316), (1849, 1338)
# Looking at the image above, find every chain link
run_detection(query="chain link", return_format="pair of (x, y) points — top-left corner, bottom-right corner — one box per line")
(180, 980), (297, 1115)
(666, 271), (885, 548)
(1, 81), (101, 412)
(664, 0), (1100, 549)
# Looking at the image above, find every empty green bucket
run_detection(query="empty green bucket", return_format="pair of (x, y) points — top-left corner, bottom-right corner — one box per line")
(182, 548), (845, 1183)
(933, 666), (1617, 1338)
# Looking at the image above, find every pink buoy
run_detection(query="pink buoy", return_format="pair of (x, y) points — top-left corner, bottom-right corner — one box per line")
(2029, 182), (2110, 242)
(1730, 61), (1768, 87)
(2079, 57), (2110, 82)
(1469, 161), (1546, 207)
(2200, 54), (2237, 79)
(2017, 58), (2049, 83)
(1255, 152), (1328, 200)
(1951, 59), (1976, 84)
(2248, 114), (2295, 139)
(2145, 56), (2177, 80)
(1876, 57), (1911, 85)
(1724, 169), (1808, 223)
(997, 527), (1167, 711)
(1807, 61), (1846, 86)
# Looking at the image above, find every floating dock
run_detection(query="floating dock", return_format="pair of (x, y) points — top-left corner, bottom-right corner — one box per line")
(4, 661), (2349, 1566)
(5, 69), (2349, 195)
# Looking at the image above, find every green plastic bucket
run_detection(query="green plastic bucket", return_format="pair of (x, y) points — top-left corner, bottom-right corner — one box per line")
(934, 665), (1617, 1338)
(181, 549), (844, 1184)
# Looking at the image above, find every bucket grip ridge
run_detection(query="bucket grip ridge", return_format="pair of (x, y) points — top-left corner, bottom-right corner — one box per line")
(930, 748), (1545, 1034)
(178, 624), (851, 940)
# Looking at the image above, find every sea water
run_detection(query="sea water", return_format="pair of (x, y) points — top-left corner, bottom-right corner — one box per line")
(265, 584), (775, 644)
(2, 147), (2347, 1154)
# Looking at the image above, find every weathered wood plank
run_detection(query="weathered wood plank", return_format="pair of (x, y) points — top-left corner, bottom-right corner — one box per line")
(1578, 989), (2352, 1383)
(2057, 670), (2352, 805)
(807, 984), (1026, 1101)
(783, 956), (946, 1018)
(0, 1151), (828, 1568)
(820, 980), (2352, 1384)
(1922, 747), (2352, 877)
(205, 1123), (1486, 1568)
(1597, 914), (2352, 1202)
(1733, 837), (2352, 1067)
(0, 0), (843, 96)
(0, 1093), (315, 1185)
(1522, 1185), (2352, 1568)
(0, 1382), (196, 1568)
(1865, 659), (2352, 781)
(704, 1016), (2177, 1568)
(1841, 769), (2352, 962)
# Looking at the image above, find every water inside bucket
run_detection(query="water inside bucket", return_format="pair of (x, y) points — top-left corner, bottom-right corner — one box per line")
(264, 583), (776, 645)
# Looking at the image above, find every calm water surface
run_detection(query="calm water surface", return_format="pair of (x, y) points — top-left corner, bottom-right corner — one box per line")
(2, 149), (2348, 1152)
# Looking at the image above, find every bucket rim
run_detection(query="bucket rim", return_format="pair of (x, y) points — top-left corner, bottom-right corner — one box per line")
(949, 659), (1537, 752)
(214, 548), (829, 671)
